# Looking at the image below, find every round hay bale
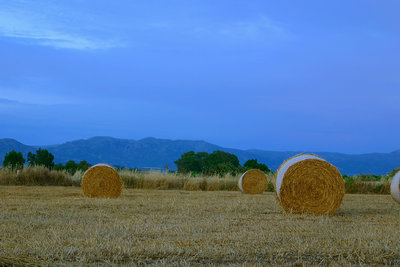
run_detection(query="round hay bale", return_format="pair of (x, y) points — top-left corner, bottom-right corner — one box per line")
(238, 169), (268, 194)
(390, 171), (400, 204)
(275, 154), (345, 215)
(81, 164), (122, 198)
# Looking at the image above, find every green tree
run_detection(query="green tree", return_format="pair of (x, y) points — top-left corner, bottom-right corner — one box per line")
(65, 160), (78, 174)
(27, 148), (55, 169)
(52, 160), (91, 174)
(243, 159), (270, 173)
(175, 150), (242, 175)
(203, 150), (240, 174)
(3, 150), (25, 170)
(77, 160), (91, 172)
(27, 152), (36, 166)
(174, 151), (208, 173)
(54, 163), (64, 171)
(208, 162), (238, 176)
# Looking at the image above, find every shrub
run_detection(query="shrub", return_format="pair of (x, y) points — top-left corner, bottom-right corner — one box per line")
(27, 149), (55, 169)
(3, 150), (25, 170)
(175, 150), (244, 176)
(243, 159), (270, 173)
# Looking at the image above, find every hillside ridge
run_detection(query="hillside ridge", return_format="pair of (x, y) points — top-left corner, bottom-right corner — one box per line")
(0, 137), (399, 175)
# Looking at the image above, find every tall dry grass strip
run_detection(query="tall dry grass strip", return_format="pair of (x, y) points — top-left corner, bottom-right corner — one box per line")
(81, 164), (122, 198)
(238, 169), (268, 194)
(275, 154), (345, 215)
(390, 171), (400, 204)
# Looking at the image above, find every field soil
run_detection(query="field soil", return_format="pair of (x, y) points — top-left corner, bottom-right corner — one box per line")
(1, 186), (399, 266)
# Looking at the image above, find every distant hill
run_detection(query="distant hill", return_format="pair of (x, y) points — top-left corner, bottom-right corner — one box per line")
(0, 136), (399, 175)
(0, 138), (36, 156)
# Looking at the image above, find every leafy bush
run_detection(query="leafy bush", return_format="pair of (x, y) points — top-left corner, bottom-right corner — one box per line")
(27, 149), (55, 169)
(3, 150), (25, 170)
(54, 160), (91, 174)
(243, 159), (270, 173)
(175, 150), (270, 176)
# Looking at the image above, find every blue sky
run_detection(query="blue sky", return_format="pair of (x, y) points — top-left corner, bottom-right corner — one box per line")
(0, 0), (399, 153)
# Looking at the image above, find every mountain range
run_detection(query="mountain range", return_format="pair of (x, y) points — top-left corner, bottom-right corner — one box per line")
(0, 136), (399, 175)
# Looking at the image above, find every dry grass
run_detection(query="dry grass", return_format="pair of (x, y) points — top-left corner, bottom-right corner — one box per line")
(0, 166), (77, 186)
(0, 168), (276, 192)
(345, 179), (392, 194)
(0, 167), (391, 194)
(119, 170), (271, 192)
(0, 186), (399, 266)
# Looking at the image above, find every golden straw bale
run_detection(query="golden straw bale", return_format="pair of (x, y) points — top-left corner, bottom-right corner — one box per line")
(81, 164), (122, 198)
(275, 154), (345, 215)
(390, 170), (400, 204)
(238, 169), (268, 194)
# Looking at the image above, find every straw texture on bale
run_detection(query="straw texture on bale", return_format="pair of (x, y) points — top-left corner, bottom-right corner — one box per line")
(238, 169), (268, 194)
(390, 171), (400, 204)
(275, 154), (345, 215)
(82, 164), (122, 198)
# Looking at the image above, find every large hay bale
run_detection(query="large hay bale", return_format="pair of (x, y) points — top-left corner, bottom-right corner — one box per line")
(391, 171), (400, 204)
(82, 164), (122, 198)
(275, 154), (345, 215)
(238, 169), (268, 194)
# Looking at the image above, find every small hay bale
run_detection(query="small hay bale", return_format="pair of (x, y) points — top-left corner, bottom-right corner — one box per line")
(275, 154), (345, 215)
(81, 164), (122, 198)
(391, 171), (400, 204)
(238, 169), (268, 194)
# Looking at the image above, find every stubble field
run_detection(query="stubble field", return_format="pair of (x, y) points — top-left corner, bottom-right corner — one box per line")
(0, 186), (399, 266)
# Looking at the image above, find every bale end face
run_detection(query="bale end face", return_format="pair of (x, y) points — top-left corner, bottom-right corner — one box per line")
(81, 164), (122, 198)
(391, 171), (400, 204)
(239, 169), (268, 194)
(276, 154), (345, 215)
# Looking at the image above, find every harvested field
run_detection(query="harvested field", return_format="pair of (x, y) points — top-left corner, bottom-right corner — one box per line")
(0, 186), (399, 266)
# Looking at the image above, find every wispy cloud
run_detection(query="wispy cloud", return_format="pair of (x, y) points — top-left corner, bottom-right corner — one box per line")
(0, 0), (288, 49)
(0, 86), (80, 106)
(154, 15), (291, 44)
(218, 16), (289, 40)
(0, 1), (121, 50)
(0, 98), (20, 105)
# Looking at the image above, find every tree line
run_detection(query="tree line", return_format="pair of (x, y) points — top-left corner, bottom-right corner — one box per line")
(174, 150), (270, 176)
(3, 148), (399, 180)
(2, 149), (91, 174)
(3, 149), (270, 176)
